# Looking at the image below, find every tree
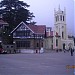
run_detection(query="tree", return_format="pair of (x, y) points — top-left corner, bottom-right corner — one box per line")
(74, 37), (75, 46)
(0, 0), (35, 44)
(0, 0), (35, 30)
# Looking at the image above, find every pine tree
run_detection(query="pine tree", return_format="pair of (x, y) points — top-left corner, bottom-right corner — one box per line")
(0, 0), (35, 44)
(0, 0), (35, 30)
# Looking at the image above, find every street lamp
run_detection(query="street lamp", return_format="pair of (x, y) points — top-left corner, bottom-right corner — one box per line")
(13, 41), (16, 53)
(3, 31), (5, 34)
(39, 36), (42, 53)
(33, 34), (35, 50)
(9, 35), (11, 37)
(2, 32), (6, 43)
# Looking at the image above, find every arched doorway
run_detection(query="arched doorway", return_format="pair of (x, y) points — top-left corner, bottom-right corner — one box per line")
(63, 43), (65, 50)
(0, 43), (2, 48)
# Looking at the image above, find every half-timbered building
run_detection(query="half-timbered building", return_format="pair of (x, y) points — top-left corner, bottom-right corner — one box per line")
(11, 21), (46, 52)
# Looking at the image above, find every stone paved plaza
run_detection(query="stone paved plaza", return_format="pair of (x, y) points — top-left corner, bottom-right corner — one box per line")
(0, 51), (75, 75)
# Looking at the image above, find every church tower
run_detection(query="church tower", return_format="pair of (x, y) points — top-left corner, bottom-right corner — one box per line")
(54, 6), (67, 40)
(44, 6), (74, 50)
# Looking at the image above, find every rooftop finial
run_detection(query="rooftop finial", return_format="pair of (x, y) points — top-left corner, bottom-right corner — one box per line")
(64, 7), (66, 11)
(54, 8), (56, 12)
(58, 4), (60, 10)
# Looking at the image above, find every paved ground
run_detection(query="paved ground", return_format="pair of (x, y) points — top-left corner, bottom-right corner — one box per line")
(0, 51), (75, 75)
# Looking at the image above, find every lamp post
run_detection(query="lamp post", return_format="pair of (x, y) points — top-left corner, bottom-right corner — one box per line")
(2, 31), (5, 44)
(13, 41), (16, 53)
(39, 37), (40, 51)
(39, 36), (42, 53)
(33, 34), (35, 50)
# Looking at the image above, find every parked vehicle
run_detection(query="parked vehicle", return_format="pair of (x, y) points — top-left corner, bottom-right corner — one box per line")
(2, 50), (7, 54)
(0, 48), (7, 54)
(0, 48), (3, 54)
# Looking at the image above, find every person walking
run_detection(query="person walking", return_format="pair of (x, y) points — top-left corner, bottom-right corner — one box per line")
(70, 48), (73, 56)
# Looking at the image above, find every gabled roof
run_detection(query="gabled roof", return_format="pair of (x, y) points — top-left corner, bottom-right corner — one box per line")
(11, 21), (46, 34)
(11, 21), (34, 33)
(0, 19), (8, 25)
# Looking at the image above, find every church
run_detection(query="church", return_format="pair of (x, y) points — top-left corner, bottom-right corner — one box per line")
(11, 6), (74, 52)
(44, 6), (74, 50)
(0, 6), (74, 53)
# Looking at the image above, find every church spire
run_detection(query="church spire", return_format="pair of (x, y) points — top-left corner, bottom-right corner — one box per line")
(64, 7), (66, 14)
(54, 8), (56, 13)
(58, 4), (60, 10)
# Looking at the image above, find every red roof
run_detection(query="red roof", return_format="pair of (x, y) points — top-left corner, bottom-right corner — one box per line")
(28, 25), (46, 34)
(46, 31), (60, 37)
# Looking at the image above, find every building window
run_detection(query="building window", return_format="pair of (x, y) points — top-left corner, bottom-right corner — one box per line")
(37, 43), (39, 47)
(16, 30), (30, 37)
(11, 46), (13, 48)
(51, 45), (53, 49)
(57, 16), (59, 21)
(62, 26), (64, 28)
(4, 26), (8, 31)
(0, 43), (2, 48)
(62, 32), (64, 39)
(62, 11), (63, 13)
(56, 39), (58, 46)
(7, 46), (9, 48)
(56, 16), (57, 22)
(16, 41), (30, 48)
(41, 42), (43, 47)
(56, 26), (58, 30)
(63, 16), (64, 21)
(60, 15), (62, 21)
(52, 39), (53, 43)
(56, 16), (59, 21)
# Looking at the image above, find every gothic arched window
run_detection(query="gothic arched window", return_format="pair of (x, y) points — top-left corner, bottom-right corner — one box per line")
(60, 15), (62, 21)
(63, 16), (64, 21)
(57, 16), (59, 21)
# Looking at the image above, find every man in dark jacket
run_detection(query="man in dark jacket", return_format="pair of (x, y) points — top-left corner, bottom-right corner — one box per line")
(70, 48), (73, 56)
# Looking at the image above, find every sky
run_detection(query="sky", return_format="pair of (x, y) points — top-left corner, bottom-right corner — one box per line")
(74, 0), (75, 36)
(0, 0), (75, 35)
(20, 0), (74, 35)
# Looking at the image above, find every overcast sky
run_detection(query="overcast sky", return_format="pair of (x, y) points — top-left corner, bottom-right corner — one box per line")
(0, 0), (75, 35)
(74, 0), (75, 36)
(20, 0), (74, 35)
